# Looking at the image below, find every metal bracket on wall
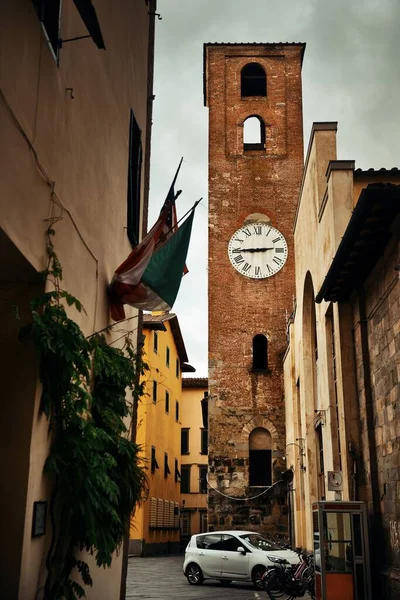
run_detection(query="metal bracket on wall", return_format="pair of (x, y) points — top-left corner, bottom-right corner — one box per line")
(148, 12), (162, 19)
(58, 35), (92, 48)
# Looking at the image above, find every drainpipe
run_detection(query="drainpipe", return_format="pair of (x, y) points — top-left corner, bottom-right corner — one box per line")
(119, 309), (144, 600)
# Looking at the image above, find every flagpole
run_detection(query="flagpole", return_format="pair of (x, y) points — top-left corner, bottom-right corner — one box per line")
(170, 157), (183, 189)
(174, 198), (202, 229)
(154, 198), (202, 246)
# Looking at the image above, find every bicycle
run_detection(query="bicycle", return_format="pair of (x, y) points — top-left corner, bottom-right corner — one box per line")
(262, 551), (315, 600)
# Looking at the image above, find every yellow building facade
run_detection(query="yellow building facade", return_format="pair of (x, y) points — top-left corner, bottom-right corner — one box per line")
(129, 312), (195, 556)
(180, 378), (209, 546)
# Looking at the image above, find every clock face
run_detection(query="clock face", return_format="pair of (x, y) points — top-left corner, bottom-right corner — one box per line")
(228, 223), (288, 279)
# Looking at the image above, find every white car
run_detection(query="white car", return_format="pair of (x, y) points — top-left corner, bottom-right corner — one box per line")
(183, 530), (300, 589)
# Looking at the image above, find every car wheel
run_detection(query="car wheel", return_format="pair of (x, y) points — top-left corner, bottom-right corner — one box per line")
(219, 580), (232, 586)
(186, 563), (204, 585)
(252, 565), (267, 590)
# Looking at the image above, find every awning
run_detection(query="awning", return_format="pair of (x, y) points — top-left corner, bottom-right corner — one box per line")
(316, 183), (400, 303)
(73, 0), (106, 49)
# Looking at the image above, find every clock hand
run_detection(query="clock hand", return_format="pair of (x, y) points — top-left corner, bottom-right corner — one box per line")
(240, 247), (275, 253)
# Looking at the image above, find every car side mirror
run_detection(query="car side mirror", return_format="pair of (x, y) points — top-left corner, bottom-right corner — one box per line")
(237, 546), (246, 554)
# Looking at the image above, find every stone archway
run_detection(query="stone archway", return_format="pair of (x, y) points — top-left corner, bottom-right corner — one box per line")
(241, 416), (279, 448)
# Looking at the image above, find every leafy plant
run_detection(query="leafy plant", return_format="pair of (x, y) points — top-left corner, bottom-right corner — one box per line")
(21, 228), (148, 599)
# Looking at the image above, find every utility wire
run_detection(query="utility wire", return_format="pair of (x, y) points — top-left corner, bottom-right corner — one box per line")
(206, 477), (285, 501)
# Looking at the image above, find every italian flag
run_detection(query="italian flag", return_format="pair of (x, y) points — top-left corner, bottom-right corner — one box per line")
(108, 201), (195, 321)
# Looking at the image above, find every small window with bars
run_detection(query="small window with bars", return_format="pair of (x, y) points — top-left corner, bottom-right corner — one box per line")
(176, 358), (180, 378)
(165, 390), (170, 414)
(175, 400), (180, 422)
(200, 511), (208, 533)
(181, 512), (191, 536)
(166, 346), (170, 367)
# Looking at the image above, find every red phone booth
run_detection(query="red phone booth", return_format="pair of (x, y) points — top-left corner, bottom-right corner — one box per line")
(312, 501), (372, 600)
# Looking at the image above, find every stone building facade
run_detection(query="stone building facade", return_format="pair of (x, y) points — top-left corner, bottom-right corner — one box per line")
(204, 42), (305, 535)
(284, 122), (400, 597)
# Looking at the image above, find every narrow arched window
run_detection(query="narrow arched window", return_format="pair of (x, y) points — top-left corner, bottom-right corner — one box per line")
(241, 63), (267, 97)
(252, 334), (268, 370)
(249, 428), (272, 486)
(243, 116), (265, 152)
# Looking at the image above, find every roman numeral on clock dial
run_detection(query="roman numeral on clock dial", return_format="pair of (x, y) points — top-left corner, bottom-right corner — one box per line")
(234, 255), (245, 265)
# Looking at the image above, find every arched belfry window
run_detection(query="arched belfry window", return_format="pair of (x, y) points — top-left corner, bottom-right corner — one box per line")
(243, 116), (265, 152)
(249, 428), (272, 486)
(252, 334), (268, 370)
(241, 63), (267, 97)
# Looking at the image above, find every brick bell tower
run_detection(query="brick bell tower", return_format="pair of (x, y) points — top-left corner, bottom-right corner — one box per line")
(204, 42), (305, 537)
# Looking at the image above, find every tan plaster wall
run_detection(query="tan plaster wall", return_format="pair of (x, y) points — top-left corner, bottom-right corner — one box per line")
(287, 121), (400, 583)
(0, 0), (155, 597)
(289, 125), (359, 549)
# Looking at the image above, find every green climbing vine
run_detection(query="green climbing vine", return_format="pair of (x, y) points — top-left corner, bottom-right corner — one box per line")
(20, 228), (148, 600)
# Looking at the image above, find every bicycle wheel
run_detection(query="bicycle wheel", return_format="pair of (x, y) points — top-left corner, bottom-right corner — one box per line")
(263, 569), (295, 600)
(267, 587), (295, 600)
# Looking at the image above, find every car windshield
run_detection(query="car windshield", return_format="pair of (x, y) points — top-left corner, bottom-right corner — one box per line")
(239, 533), (281, 551)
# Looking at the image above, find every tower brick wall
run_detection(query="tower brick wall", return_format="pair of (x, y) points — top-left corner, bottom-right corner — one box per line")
(205, 43), (305, 534)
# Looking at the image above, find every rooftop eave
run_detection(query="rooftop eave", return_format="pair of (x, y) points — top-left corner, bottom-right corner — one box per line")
(182, 377), (208, 387)
(181, 363), (196, 373)
(168, 315), (189, 364)
(315, 183), (400, 304)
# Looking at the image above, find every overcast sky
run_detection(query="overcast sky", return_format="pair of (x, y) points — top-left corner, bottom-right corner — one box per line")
(148, 0), (400, 377)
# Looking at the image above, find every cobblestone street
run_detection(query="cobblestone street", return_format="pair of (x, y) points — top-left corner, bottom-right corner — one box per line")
(126, 555), (312, 600)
